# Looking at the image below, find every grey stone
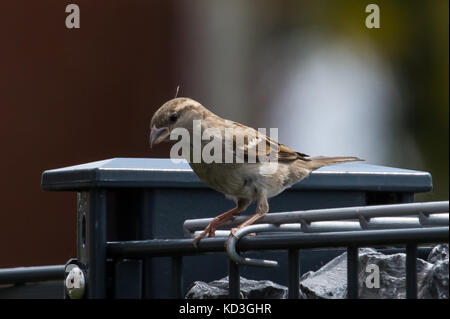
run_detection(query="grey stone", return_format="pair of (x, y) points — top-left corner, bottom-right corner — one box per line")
(185, 276), (288, 299)
(428, 244), (449, 263)
(185, 245), (449, 299)
(419, 258), (449, 299)
(185, 280), (229, 299)
(299, 248), (352, 299)
(299, 247), (448, 299)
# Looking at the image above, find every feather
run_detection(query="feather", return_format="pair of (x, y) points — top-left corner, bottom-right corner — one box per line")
(306, 156), (363, 170)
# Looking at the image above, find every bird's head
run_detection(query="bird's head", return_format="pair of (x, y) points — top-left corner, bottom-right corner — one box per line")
(149, 97), (207, 147)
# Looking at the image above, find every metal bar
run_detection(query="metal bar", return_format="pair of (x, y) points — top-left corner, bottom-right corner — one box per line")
(238, 227), (447, 251)
(193, 218), (449, 239)
(288, 249), (300, 299)
(406, 243), (417, 299)
(303, 221), (361, 232)
(228, 259), (240, 299)
(225, 224), (448, 267)
(77, 192), (88, 263)
(0, 265), (65, 285)
(362, 217), (422, 229)
(193, 222), (362, 236)
(171, 256), (183, 298)
(107, 227), (448, 258)
(87, 189), (107, 298)
(419, 213), (449, 226)
(183, 201), (449, 233)
(226, 225), (281, 267)
(193, 217), (449, 237)
(347, 246), (358, 299)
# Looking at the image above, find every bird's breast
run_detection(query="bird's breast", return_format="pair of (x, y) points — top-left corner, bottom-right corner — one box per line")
(189, 162), (297, 200)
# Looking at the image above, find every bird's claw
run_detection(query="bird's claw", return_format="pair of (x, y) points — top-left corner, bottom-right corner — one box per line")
(207, 228), (216, 237)
(192, 236), (200, 248)
(223, 227), (238, 248)
(192, 225), (217, 248)
(229, 227), (239, 238)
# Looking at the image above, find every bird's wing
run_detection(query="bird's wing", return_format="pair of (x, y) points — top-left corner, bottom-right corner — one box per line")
(267, 136), (311, 162)
(228, 121), (310, 163)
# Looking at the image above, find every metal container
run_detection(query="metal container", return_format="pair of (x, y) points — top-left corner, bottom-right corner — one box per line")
(41, 158), (432, 298)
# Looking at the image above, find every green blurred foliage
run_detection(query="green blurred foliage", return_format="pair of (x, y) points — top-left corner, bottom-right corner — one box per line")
(274, 0), (448, 201)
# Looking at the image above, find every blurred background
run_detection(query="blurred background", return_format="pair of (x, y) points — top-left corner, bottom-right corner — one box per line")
(0, 0), (448, 268)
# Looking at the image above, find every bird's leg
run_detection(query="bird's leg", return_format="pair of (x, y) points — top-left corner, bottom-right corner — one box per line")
(229, 195), (269, 238)
(193, 199), (250, 247)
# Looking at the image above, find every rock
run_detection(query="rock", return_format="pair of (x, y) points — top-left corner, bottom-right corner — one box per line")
(428, 244), (449, 263)
(185, 276), (288, 299)
(184, 280), (229, 299)
(185, 245), (449, 299)
(358, 249), (432, 299)
(419, 258), (449, 299)
(299, 248), (351, 299)
(299, 247), (442, 299)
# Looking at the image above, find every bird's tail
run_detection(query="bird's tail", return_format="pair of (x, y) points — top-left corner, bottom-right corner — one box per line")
(306, 156), (363, 170)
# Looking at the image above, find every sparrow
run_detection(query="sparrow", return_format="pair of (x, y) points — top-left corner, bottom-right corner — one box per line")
(149, 97), (362, 247)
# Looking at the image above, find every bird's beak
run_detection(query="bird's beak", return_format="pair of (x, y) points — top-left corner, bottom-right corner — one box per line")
(150, 125), (169, 148)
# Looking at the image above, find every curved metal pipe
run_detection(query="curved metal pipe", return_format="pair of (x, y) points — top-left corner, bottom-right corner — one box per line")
(184, 201), (449, 234)
(226, 224), (302, 267)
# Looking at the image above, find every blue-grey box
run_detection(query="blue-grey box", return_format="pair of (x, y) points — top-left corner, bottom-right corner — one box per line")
(41, 158), (432, 298)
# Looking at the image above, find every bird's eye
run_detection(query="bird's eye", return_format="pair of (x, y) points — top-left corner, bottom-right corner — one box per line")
(169, 113), (178, 123)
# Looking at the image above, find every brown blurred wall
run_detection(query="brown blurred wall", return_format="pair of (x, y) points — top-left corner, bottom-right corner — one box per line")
(1, 0), (448, 269)
(0, 1), (177, 267)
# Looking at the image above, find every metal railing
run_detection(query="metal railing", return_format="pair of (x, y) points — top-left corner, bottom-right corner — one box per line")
(1, 201), (448, 299)
(108, 227), (448, 299)
(108, 201), (448, 299)
(0, 265), (64, 285)
(184, 201), (449, 235)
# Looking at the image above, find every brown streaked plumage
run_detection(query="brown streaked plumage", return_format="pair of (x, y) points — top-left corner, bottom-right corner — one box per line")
(150, 97), (363, 247)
